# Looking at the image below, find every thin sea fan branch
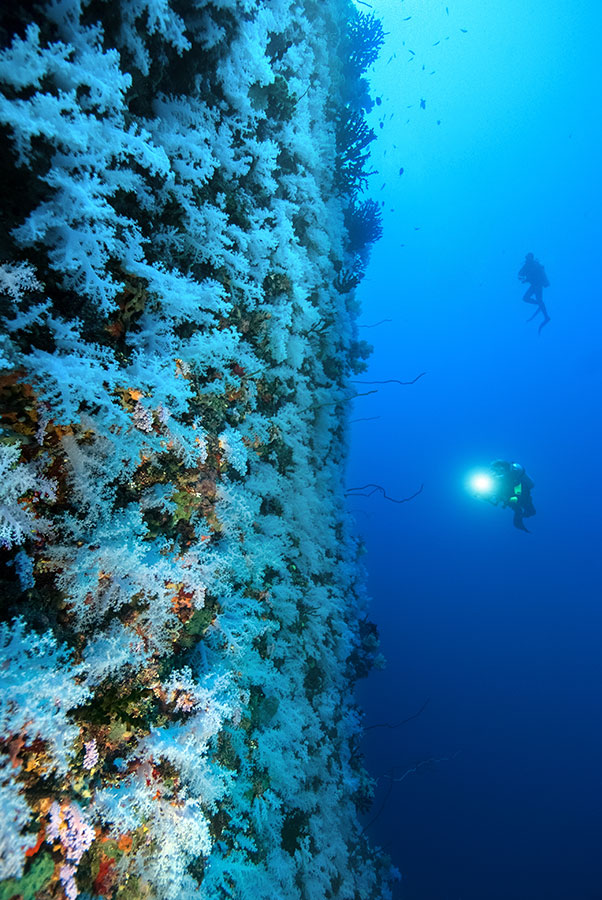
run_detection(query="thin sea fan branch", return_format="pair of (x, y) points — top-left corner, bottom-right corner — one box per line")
(344, 483), (424, 503)
(350, 372), (426, 385)
(364, 697), (430, 732)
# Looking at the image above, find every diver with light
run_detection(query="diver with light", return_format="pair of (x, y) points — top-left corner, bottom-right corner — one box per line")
(470, 460), (536, 532)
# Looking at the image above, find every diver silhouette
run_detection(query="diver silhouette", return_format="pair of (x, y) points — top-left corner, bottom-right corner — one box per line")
(489, 460), (536, 532)
(518, 252), (550, 333)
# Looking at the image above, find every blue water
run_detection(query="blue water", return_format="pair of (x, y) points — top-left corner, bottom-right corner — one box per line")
(349, 1), (602, 897)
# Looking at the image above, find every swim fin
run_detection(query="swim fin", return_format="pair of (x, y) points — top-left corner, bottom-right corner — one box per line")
(513, 511), (530, 533)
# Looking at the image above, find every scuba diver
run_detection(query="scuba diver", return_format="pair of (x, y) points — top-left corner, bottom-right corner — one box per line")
(488, 460), (536, 532)
(518, 252), (550, 333)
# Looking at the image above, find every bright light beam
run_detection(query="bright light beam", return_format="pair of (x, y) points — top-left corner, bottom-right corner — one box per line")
(470, 472), (493, 494)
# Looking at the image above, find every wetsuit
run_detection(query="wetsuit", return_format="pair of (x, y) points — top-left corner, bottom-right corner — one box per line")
(518, 257), (550, 332)
(491, 462), (536, 532)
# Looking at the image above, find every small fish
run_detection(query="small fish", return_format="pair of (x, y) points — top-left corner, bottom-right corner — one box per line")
(414, 226), (420, 230)
(379, 121), (384, 129)
(430, 70), (436, 74)
(433, 40), (440, 46)
(408, 49), (415, 54)
(404, 16), (411, 20)
(436, 119), (441, 124)
(420, 98), (426, 109)
(399, 167), (404, 175)
(381, 201), (385, 207)
(460, 27), (468, 33)
(446, 6), (449, 13)
(380, 183), (386, 190)
(376, 96), (382, 105)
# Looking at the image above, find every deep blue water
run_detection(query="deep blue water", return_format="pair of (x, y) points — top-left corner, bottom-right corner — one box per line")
(348, 1), (602, 897)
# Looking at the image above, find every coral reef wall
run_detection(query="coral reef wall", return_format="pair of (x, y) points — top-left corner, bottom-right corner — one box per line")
(0, 1), (391, 898)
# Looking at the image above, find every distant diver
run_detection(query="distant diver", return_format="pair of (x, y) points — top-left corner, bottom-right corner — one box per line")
(518, 252), (550, 333)
(489, 460), (536, 532)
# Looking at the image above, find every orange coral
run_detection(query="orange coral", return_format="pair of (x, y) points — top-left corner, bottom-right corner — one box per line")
(25, 829), (46, 858)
